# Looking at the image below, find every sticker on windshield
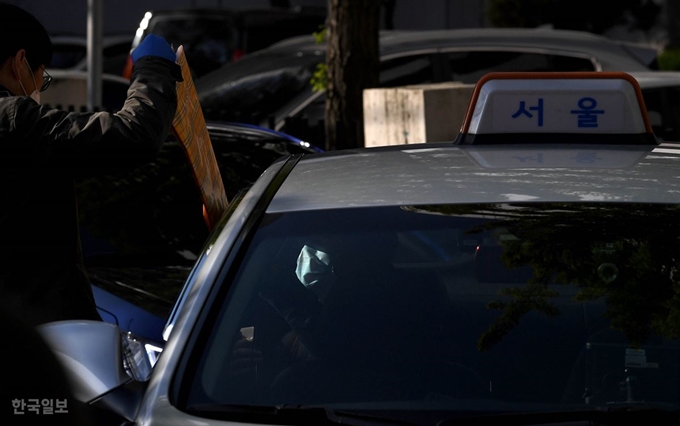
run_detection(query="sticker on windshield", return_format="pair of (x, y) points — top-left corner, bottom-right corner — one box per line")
(625, 348), (659, 368)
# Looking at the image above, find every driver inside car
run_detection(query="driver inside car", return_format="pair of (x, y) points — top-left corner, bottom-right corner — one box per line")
(253, 231), (487, 403)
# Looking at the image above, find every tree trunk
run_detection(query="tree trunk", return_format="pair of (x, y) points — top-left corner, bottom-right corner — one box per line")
(325, 0), (381, 151)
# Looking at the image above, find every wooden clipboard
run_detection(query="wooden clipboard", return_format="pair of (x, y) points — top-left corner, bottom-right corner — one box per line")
(171, 45), (229, 230)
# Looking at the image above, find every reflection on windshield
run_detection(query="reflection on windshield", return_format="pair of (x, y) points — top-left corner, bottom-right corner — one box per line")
(182, 203), (680, 418)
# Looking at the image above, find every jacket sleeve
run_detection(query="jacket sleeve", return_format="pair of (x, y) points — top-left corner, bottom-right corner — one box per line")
(3, 56), (182, 172)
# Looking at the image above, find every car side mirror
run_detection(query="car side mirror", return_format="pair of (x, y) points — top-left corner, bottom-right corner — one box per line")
(37, 320), (147, 403)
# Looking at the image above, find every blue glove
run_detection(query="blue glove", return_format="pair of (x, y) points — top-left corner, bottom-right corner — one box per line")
(131, 34), (175, 63)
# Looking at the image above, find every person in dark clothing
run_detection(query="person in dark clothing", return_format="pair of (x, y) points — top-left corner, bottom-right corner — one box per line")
(0, 3), (182, 326)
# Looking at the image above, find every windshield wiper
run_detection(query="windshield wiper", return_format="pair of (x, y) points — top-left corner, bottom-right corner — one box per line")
(437, 404), (680, 426)
(185, 403), (418, 426)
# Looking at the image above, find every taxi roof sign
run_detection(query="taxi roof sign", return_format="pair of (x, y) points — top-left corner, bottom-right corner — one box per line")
(454, 72), (657, 145)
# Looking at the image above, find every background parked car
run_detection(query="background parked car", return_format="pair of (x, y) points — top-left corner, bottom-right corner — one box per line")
(196, 27), (660, 149)
(123, 6), (326, 80)
(40, 69), (130, 112)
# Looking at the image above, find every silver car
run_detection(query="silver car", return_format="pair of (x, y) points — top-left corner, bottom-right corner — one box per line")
(39, 72), (680, 425)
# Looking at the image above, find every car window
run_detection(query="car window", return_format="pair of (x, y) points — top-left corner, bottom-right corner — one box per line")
(446, 51), (596, 84)
(178, 203), (680, 413)
(379, 53), (438, 87)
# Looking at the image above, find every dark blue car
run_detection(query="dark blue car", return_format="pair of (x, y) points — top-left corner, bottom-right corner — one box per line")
(80, 122), (321, 356)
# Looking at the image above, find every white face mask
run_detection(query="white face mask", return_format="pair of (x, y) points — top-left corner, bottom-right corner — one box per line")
(17, 58), (40, 104)
(295, 244), (336, 300)
(296, 245), (333, 287)
(29, 88), (40, 103)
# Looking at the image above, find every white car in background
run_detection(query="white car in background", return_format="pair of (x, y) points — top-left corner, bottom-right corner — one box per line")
(40, 69), (130, 112)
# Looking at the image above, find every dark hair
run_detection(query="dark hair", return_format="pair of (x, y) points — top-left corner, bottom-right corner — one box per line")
(0, 3), (52, 70)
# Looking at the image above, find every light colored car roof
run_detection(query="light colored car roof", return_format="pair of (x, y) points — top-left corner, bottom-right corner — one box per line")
(266, 27), (657, 71)
(202, 27), (657, 95)
(263, 71), (676, 213)
(268, 142), (680, 213)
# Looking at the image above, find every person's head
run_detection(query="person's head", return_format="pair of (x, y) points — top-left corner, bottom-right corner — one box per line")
(0, 3), (52, 99)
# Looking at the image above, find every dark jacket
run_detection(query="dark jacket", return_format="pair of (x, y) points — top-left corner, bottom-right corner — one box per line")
(0, 56), (182, 326)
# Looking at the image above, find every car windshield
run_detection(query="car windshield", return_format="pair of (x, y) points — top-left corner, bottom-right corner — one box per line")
(179, 202), (680, 422)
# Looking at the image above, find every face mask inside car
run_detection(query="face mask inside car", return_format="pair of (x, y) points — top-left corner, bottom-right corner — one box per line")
(295, 244), (336, 301)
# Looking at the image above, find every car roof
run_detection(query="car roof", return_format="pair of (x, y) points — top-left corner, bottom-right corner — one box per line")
(266, 71), (674, 212)
(267, 142), (680, 213)
(197, 27), (656, 94)
(265, 27), (656, 70)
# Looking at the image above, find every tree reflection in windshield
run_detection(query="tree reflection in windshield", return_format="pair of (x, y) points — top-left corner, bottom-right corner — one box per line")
(414, 203), (680, 351)
(184, 203), (680, 408)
